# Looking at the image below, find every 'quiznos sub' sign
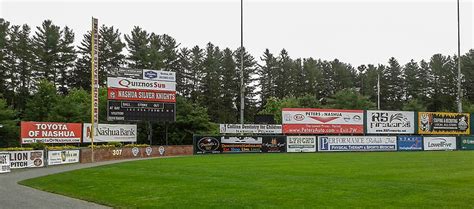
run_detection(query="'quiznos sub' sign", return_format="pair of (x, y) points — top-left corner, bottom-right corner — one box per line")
(21, 122), (82, 144)
(219, 124), (282, 134)
(9, 150), (44, 169)
(397, 136), (423, 151)
(418, 112), (470, 135)
(107, 77), (176, 91)
(366, 110), (415, 134)
(282, 108), (363, 134)
(287, 136), (316, 152)
(0, 153), (10, 173)
(47, 150), (80, 166)
(318, 136), (397, 152)
(83, 123), (137, 143)
(423, 137), (456, 150)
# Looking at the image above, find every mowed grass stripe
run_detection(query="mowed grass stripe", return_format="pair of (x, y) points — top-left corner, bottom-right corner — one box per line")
(20, 152), (474, 208)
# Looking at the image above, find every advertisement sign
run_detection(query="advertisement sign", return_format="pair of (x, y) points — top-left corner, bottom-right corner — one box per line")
(107, 101), (175, 122)
(261, 136), (286, 153)
(282, 108), (364, 134)
(21, 122), (82, 144)
(194, 136), (221, 154)
(460, 136), (474, 150)
(107, 77), (176, 91)
(318, 136), (397, 152)
(108, 88), (176, 103)
(418, 112), (470, 135)
(47, 150), (80, 165)
(111, 68), (143, 79)
(9, 150), (44, 169)
(423, 137), (457, 150)
(397, 136), (423, 151)
(142, 69), (176, 82)
(287, 136), (317, 152)
(0, 153), (10, 173)
(83, 123), (137, 143)
(221, 136), (262, 153)
(366, 110), (415, 134)
(219, 124), (282, 134)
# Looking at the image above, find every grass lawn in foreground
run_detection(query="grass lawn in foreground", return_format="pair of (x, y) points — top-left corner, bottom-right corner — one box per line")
(20, 152), (474, 208)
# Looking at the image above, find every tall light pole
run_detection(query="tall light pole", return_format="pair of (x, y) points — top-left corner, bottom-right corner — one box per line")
(456, 0), (462, 113)
(240, 0), (245, 124)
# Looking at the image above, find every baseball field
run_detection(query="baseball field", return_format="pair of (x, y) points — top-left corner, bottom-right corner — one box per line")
(20, 152), (474, 208)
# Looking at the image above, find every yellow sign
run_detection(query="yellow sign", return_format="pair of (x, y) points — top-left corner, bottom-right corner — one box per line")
(418, 112), (470, 135)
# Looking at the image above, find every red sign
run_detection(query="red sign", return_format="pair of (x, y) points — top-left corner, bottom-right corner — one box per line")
(21, 122), (82, 144)
(108, 88), (176, 103)
(282, 108), (364, 134)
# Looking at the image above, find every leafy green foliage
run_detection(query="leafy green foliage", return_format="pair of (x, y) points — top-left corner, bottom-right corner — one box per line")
(0, 97), (19, 147)
(326, 89), (375, 110)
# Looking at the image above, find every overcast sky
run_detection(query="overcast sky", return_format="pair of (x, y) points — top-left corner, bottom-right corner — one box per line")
(1, 0), (473, 66)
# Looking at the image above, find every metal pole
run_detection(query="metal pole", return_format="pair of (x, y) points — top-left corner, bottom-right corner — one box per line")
(377, 72), (380, 110)
(240, 0), (245, 124)
(457, 0), (462, 113)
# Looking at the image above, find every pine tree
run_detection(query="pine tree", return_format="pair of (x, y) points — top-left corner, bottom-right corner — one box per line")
(219, 48), (238, 123)
(461, 50), (474, 103)
(380, 57), (404, 110)
(32, 20), (76, 94)
(235, 47), (258, 122)
(188, 46), (204, 102)
(99, 25), (125, 85)
(10, 24), (34, 111)
(258, 49), (278, 107)
(403, 59), (420, 101)
(200, 43), (222, 122)
(125, 26), (150, 69)
(0, 19), (10, 102)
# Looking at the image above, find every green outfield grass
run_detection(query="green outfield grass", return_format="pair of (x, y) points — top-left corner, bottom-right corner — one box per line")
(20, 152), (474, 208)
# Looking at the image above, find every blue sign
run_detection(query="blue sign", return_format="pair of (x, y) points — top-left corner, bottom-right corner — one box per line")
(397, 136), (423, 150)
(144, 70), (158, 79)
(319, 137), (329, 151)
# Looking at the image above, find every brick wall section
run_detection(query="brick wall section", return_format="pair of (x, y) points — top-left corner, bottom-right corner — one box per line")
(80, 145), (193, 163)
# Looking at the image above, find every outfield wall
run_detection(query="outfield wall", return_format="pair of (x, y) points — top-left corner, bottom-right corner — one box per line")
(80, 145), (193, 163)
(193, 135), (470, 154)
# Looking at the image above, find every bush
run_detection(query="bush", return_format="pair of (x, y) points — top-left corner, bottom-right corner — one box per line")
(30, 142), (47, 150)
(107, 142), (123, 147)
(124, 144), (150, 147)
(46, 145), (78, 150)
(0, 147), (33, 151)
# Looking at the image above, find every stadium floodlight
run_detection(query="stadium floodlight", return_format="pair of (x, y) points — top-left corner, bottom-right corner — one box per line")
(240, 0), (245, 125)
(456, 0), (462, 113)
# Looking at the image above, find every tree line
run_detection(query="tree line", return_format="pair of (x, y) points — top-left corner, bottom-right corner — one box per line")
(1, 18), (473, 147)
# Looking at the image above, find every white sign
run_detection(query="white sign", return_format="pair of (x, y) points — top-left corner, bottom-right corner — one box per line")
(142, 69), (176, 82)
(318, 136), (397, 152)
(219, 124), (282, 134)
(107, 77), (176, 91)
(0, 153), (10, 173)
(282, 108), (364, 134)
(221, 136), (262, 144)
(9, 150), (44, 169)
(423, 137), (457, 151)
(282, 109), (363, 125)
(287, 136), (317, 152)
(83, 123), (137, 143)
(47, 150), (80, 165)
(366, 110), (415, 134)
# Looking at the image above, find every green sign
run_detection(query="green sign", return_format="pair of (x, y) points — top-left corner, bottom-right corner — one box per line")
(460, 136), (474, 150)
